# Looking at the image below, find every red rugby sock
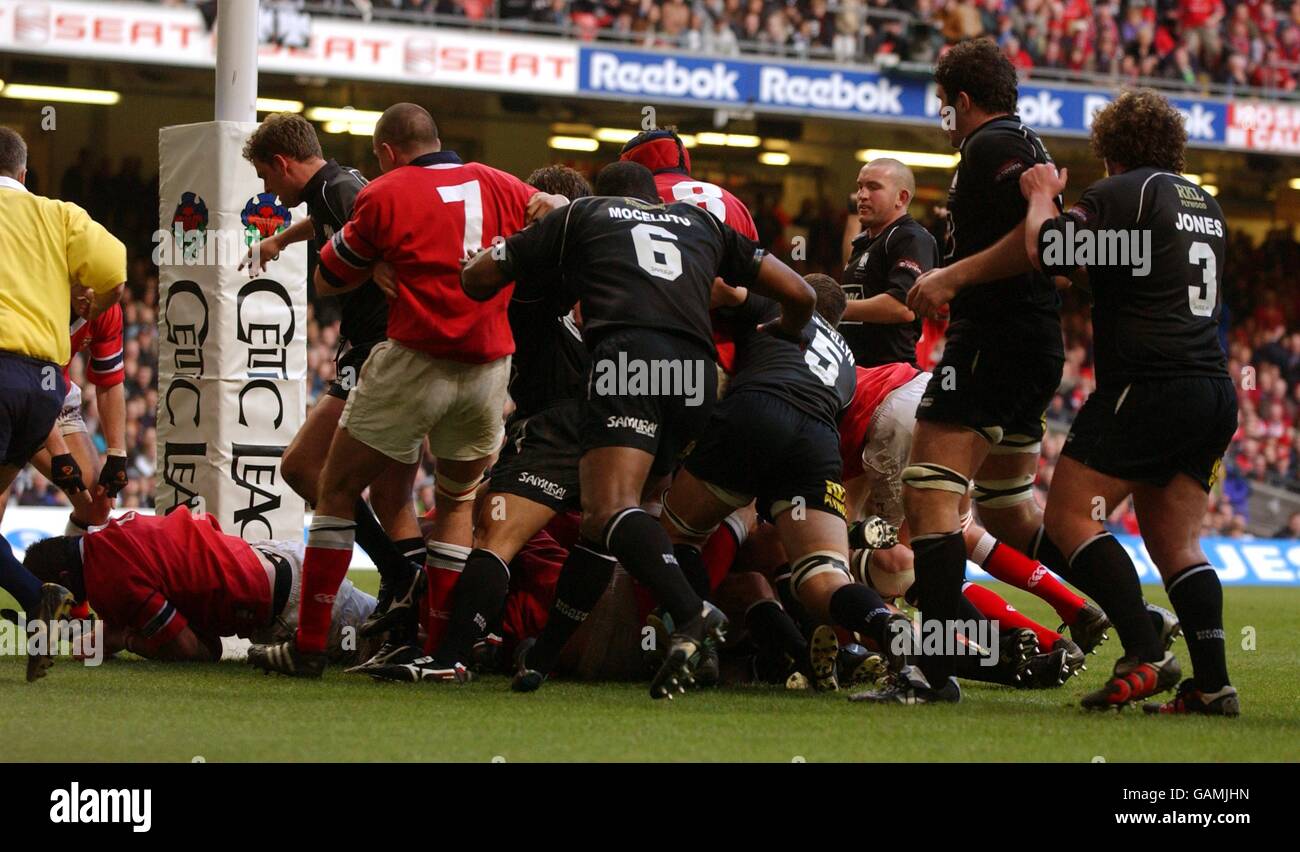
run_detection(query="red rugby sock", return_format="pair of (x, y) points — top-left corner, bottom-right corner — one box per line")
(977, 538), (1086, 624)
(962, 582), (1061, 650)
(423, 541), (469, 655)
(297, 516), (356, 655)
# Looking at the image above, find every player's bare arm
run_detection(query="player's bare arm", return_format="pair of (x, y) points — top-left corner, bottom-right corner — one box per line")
(242, 215), (313, 275)
(460, 246), (510, 302)
(94, 382), (128, 503)
(127, 625), (221, 663)
(842, 293), (917, 324)
(312, 265), (370, 297)
(1021, 164), (1071, 271)
(749, 254), (816, 341)
(907, 225), (1033, 319)
(87, 283), (125, 321)
(525, 191), (569, 224)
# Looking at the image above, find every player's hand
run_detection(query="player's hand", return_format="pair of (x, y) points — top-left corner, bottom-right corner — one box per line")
(710, 277), (747, 309)
(241, 234), (282, 276)
(757, 316), (812, 349)
(96, 453), (129, 499)
(373, 261), (398, 300)
(50, 453), (86, 497)
(526, 191), (569, 224)
(907, 267), (958, 320)
(71, 285), (93, 320)
(1019, 163), (1068, 200)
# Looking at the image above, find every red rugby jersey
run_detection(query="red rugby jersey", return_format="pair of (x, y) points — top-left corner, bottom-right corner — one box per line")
(652, 171), (759, 241)
(81, 508), (271, 645)
(65, 304), (124, 388)
(318, 151), (534, 363)
(838, 363), (922, 479)
(645, 171), (758, 375)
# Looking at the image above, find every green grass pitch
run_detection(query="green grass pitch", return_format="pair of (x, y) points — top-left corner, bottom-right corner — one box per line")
(2, 577), (1296, 762)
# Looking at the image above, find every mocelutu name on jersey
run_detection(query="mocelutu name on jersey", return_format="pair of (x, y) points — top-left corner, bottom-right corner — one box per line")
(606, 206), (693, 226)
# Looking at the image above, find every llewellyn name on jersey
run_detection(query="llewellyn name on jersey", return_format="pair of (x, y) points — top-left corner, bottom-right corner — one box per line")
(591, 353), (708, 407)
(1041, 220), (1152, 276)
(50, 783), (151, 832)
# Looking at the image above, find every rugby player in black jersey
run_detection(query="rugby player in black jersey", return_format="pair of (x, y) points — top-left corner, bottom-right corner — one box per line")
(660, 274), (917, 691)
(462, 161), (816, 699)
(839, 158), (937, 368)
(1016, 91), (1237, 714)
(240, 114), (426, 652)
(868, 39), (1065, 703)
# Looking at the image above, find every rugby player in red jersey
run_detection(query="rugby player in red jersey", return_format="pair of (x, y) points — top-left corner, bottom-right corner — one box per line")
(21, 507), (376, 667)
(620, 128), (759, 242)
(248, 103), (541, 678)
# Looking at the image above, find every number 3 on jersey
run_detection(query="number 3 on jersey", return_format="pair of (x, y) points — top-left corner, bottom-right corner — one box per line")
(1187, 240), (1217, 318)
(671, 181), (727, 221)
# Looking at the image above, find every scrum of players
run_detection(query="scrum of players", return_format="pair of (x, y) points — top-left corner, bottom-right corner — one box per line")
(15, 39), (1239, 716)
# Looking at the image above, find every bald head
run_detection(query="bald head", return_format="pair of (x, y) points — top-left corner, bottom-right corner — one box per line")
(856, 158), (915, 233)
(373, 103), (440, 171)
(866, 158), (915, 198)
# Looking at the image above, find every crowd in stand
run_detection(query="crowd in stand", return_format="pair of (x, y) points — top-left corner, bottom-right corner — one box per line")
(275, 0), (1300, 92)
(6, 150), (1300, 537)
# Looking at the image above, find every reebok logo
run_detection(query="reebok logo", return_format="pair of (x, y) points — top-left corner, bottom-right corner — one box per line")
(50, 783), (151, 832)
(313, 593), (336, 605)
(1016, 90), (1063, 127)
(587, 52), (740, 101)
(759, 68), (902, 114)
(1027, 565), (1048, 588)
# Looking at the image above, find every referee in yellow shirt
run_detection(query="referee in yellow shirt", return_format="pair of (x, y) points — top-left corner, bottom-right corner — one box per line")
(0, 126), (124, 639)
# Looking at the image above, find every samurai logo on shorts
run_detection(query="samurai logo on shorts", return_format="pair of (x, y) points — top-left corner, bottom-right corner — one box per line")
(241, 192), (292, 246)
(606, 415), (658, 437)
(823, 480), (847, 517)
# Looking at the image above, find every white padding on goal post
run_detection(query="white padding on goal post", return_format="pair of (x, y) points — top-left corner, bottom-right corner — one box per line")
(155, 121), (308, 541)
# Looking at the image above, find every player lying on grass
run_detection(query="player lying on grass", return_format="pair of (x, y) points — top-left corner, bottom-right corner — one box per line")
(21, 507), (377, 670)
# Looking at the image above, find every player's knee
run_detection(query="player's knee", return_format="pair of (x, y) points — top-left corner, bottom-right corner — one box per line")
(725, 570), (775, 607)
(902, 463), (968, 525)
(434, 470), (481, 506)
(579, 509), (615, 545)
(972, 474), (1034, 509)
(1042, 499), (1092, 550)
(280, 446), (314, 500)
(790, 550), (851, 609)
(661, 492), (717, 546)
(851, 545), (914, 598)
